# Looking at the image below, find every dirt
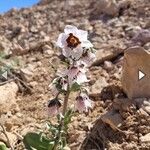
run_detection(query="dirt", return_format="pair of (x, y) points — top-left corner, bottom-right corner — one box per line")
(0, 0), (150, 150)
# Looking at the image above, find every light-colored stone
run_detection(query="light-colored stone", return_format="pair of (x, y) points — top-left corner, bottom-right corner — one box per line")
(132, 29), (150, 45)
(0, 82), (18, 115)
(90, 77), (108, 96)
(143, 106), (150, 115)
(20, 64), (35, 82)
(104, 61), (114, 71)
(0, 36), (12, 56)
(122, 46), (150, 99)
(101, 109), (123, 130)
(140, 133), (150, 143)
(104, 0), (118, 17)
(92, 49), (115, 66)
(0, 132), (17, 147)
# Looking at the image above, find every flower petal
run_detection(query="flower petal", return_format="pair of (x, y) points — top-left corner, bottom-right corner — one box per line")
(81, 40), (93, 48)
(57, 33), (68, 48)
(62, 47), (72, 57)
(76, 29), (88, 41)
(81, 51), (96, 66)
(67, 67), (79, 78)
(47, 106), (59, 117)
(64, 25), (78, 35)
(71, 46), (83, 60)
(75, 98), (86, 113)
(76, 72), (89, 84)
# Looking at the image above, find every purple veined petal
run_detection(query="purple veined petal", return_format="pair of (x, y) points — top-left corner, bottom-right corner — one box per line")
(81, 51), (96, 66)
(67, 66), (79, 79)
(75, 98), (86, 113)
(56, 33), (68, 48)
(47, 105), (59, 117)
(75, 29), (88, 41)
(76, 72), (89, 84)
(81, 40), (93, 48)
(47, 98), (61, 117)
(71, 45), (83, 60)
(75, 93), (92, 113)
(75, 60), (88, 73)
(64, 25), (78, 35)
(62, 47), (72, 58)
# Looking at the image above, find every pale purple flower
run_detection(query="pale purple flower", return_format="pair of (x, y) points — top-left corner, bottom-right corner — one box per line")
(49, 77), (68, 96)
(74, 71), (89, 85)
(47, 98), (61, 117)
(57, 25), (93, 59)
(67, 62), (88, 85)
(75, 93), (92, 113)
(81, 50), (96, 66)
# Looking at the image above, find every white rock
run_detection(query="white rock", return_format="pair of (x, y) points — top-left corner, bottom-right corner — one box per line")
(140, 133), (150, 143)
(0, 82), (18, 115)
(20, 65), (35, 82)
(104, 61), (114, 71)
(90, 77), (108, 96)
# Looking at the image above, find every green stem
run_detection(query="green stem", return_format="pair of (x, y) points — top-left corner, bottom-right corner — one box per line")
(53, 84), (70, 150)
(62, 84), (70, 116)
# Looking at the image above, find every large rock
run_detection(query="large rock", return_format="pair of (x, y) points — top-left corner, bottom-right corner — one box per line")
(122, 46), (150, 99)
(140, 133), (150, 143)
(101, 109), (123, 130)
(0, 82), (18, 115)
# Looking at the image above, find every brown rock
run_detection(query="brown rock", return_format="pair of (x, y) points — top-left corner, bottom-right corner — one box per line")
(101, 109), (123, 130)
(104, 0), (118, 17)
(113, 98), (133, 111)
(122, 46), (150, 98)
(20, 64), (35, 82)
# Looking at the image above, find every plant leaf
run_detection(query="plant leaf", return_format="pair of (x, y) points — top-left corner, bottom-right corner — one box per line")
(70, 82), (81, 92)
(0, 143), (8, 150)
(23, 132), (54, 150)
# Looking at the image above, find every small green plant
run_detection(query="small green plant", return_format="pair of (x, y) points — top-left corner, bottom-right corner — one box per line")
(23, 25), (96, 150)
(0, 51), (19, 78)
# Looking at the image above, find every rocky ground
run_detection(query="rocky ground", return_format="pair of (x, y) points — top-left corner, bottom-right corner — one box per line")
(0, 0), (150, 149)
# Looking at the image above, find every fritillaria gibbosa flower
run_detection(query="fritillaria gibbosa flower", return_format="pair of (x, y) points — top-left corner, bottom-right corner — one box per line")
(47, 98), (61, 117)
(49, 77), (68, 96)
(81, 50), (96, 66)
(75, 93), (92, 113)
(48, 25), (96, 116)
(57, 25), (93, 60)
(67, 61), (88, 85)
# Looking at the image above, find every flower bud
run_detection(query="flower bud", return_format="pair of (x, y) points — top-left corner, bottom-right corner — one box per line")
(47, 98), (61, 117)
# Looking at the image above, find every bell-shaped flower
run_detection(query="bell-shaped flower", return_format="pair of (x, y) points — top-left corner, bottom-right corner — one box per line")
(57, 25), (93, 60)
(81, 50), (96, 66)
(67, 61), (88, 86)
(75, 93), (92, 113)
(47, 98), (61, 117)
(49, 77), (68, 96)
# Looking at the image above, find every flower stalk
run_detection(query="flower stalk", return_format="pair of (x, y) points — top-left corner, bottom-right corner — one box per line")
(62, 84), (70, 116)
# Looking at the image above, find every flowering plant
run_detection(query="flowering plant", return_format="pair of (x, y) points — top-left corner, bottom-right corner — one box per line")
(23, 25), (96, 150)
